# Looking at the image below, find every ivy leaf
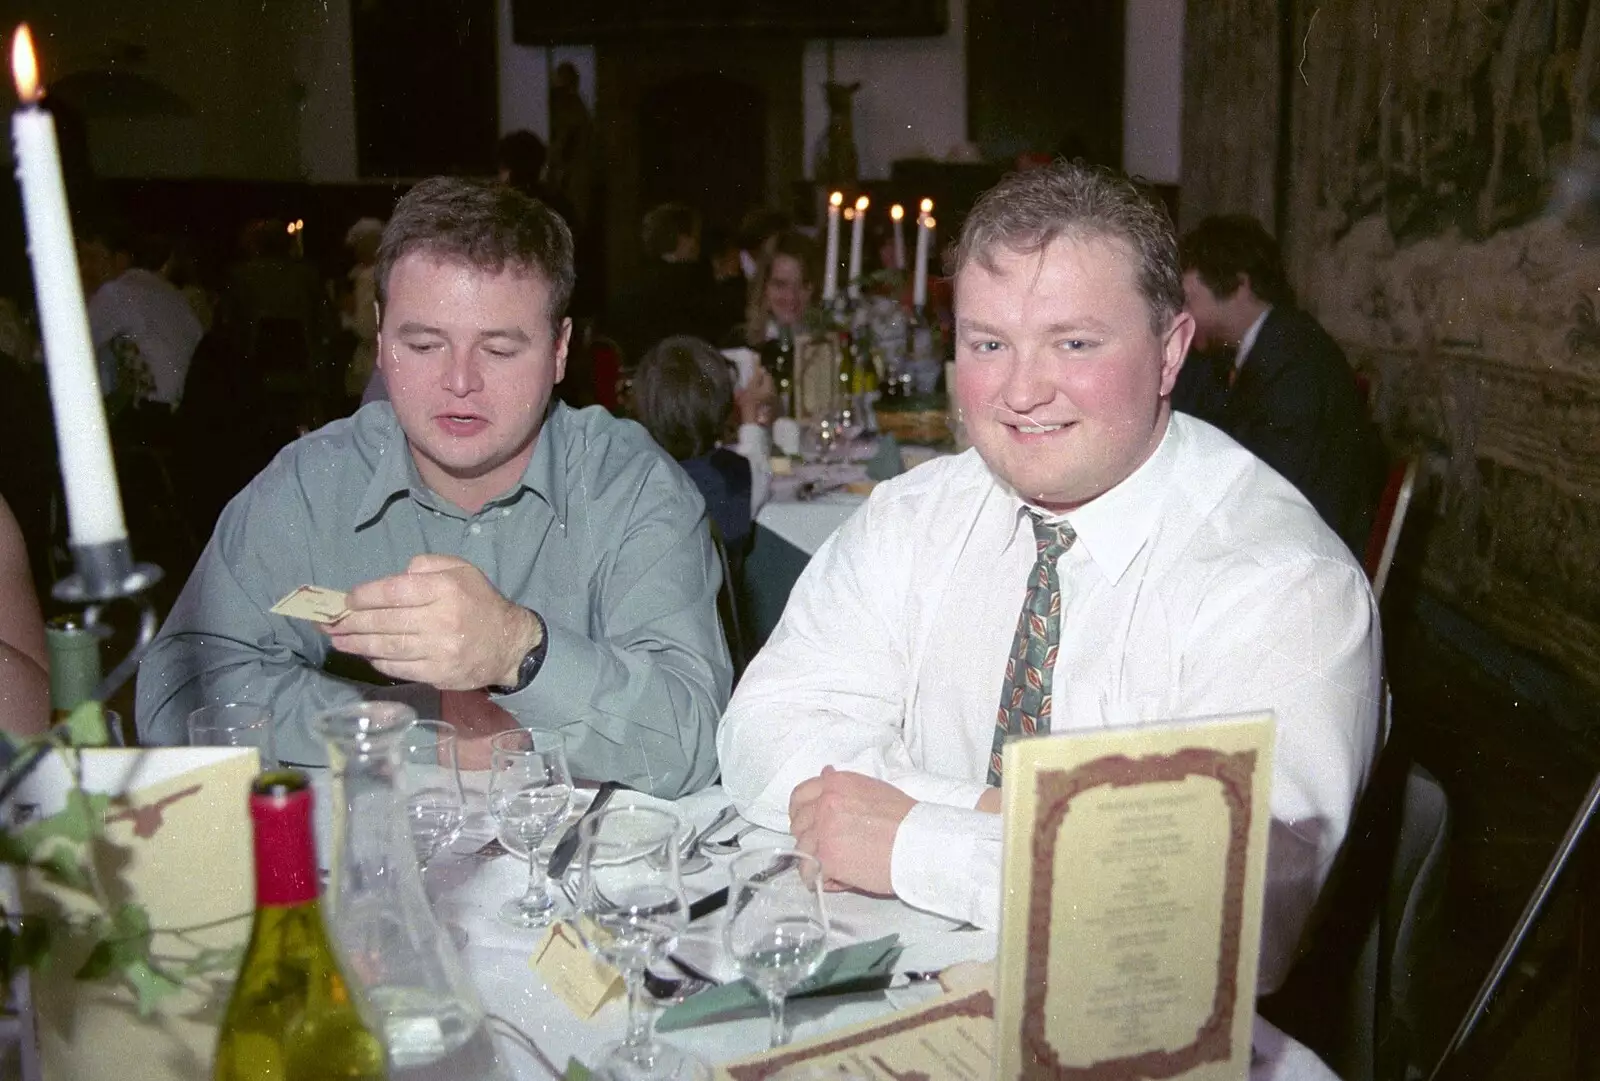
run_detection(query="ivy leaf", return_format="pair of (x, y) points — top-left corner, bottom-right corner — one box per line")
(33, 842), (93, 894)
(120, 957), (184, 1016)
(18, 790), (110, 848)
(59, 703), (109, 749)
(75, 903), (153, 982)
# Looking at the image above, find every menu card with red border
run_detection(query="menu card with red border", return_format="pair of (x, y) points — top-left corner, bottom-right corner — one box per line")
(994, 712), (1276, 1081)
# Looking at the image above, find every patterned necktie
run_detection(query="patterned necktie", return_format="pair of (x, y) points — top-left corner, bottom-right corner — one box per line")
(986, 512), (1077, 786)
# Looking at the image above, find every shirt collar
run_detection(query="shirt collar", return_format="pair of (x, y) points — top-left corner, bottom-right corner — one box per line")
(1235, 305), (1273, 369)
(998, 416), (1179, 586)
(353, 403), (570, 529)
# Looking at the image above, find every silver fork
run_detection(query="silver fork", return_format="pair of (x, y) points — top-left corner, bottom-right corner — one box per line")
(701, 823), (762, 855)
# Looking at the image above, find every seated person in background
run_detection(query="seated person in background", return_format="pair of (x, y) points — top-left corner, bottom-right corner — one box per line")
(611, 202), (717, 361)
(633, 335), (775, 554)
(137, 178), (731, 794)
(80, 225), (203, 410)
(736, 230), (816, 349)
(736, 232), (839, 419)
(0, 494), (49, 737)
(717, 163), (1381, 1042)
(1180, 215), (1385, 555)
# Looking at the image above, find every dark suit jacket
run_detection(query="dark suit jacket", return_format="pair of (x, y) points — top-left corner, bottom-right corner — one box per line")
(1219, 307), (1384, 555)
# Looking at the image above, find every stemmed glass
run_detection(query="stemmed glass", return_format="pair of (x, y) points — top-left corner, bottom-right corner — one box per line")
(401, 719), (466, 869)
(571, 806), (707, 1081)
(723, 848), (829, 1049)
(487, 729), (573, 929)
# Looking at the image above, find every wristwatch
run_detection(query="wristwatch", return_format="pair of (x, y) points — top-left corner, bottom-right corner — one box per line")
(489, 611), (548, 695)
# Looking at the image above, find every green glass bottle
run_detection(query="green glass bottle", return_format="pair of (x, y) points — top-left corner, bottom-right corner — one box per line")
(214, 770), (388, 1081)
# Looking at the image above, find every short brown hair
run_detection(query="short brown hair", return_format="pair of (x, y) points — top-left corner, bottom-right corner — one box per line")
(641, 203), (700, 259)
(376, 177), (575, 331)
(1179, 214), (1295, 307)
(633, 336), (733, 461)
(949, 160), (1184, 335)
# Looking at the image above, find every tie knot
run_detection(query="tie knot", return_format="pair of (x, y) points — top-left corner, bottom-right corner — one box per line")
(1029, 512), (1076, 560)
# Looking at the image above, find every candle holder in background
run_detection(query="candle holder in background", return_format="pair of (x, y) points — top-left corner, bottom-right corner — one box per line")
(53, 539), (163, 704)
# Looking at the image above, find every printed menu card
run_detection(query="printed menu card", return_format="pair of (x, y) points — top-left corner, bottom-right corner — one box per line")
(995, 712), (1276, 1081)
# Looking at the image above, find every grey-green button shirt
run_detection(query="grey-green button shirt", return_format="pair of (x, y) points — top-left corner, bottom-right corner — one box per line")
(135, 401), (731, 797)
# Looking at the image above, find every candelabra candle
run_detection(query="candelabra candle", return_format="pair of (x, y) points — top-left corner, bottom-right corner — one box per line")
(822, 191), (843, 302)
(890, 204), (906, 272)
(848, 194), (869, 299)
(913, 214), (935, 311)
(9, 24), (127, 549)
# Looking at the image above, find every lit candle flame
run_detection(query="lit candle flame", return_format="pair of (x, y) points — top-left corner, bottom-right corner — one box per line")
(11, 24), (40, 104)
(829, 191), (844, 208)
(924, 216), (936, 230)
(843, 207), (856, 222)
(919, 198), (934, 214)
(854, 195), (870, 212)
(890, 204), (905, 222)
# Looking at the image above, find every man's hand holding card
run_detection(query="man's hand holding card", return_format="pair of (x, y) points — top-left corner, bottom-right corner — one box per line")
(321, 553), (542, 692)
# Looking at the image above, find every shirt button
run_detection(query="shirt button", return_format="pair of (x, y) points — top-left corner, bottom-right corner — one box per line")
(468, 523), (482, 536)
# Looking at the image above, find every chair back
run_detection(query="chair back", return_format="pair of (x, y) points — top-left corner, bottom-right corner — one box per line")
(1260, 750), (1451, 1081)
(1365, 457), (1420, 602)
(707, 518), (747, 680)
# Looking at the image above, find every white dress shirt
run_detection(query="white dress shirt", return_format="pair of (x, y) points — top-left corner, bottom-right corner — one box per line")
(1235, 305), (1273, 371)
(732, 422), (773, 518)
(718, 412), (1382, 996)
(88, 268), (203, 407)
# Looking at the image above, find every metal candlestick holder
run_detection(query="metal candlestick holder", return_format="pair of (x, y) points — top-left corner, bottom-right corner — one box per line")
(52, 539), (163, 703)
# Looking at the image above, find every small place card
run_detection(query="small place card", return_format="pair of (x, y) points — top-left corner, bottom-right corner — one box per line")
(530, 921), (623, 1019)
(269, 584), (349, 623)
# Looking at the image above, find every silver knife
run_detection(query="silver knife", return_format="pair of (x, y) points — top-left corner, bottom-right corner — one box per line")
(546, 781), (623, 879)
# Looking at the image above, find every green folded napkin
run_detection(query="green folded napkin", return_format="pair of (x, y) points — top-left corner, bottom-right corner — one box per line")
(655, 934), (903, 1032)
(866, 434), (903, 481)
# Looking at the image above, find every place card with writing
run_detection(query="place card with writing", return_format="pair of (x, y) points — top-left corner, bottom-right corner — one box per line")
(715, 987), (996, 1081)
(995, 712), (1276, 1081)
(531, 920), (623, 1018)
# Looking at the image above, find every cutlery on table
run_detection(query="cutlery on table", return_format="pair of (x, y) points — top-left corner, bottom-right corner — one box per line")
(545, 780), (622, 879)
(677, 803), (737, 875)
(701, 822), (762, 855)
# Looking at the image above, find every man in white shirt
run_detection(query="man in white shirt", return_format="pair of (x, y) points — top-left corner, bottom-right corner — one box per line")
(81, 229), (203, 409)
(717, 163), (1382, 1044)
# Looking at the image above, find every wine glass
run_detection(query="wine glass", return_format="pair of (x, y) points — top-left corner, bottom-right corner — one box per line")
(486, 729), (573, 929)
(723, 848), (829, 1049)
(571, 805), (707, 1081)
(401, 720), (466, 869)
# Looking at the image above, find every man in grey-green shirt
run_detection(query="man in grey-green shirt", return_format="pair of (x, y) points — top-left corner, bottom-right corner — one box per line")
(135, 178), (730, 796)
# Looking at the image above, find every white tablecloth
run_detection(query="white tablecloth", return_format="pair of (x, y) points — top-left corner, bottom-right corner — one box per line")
(430, 788), (1337, 1081)
(434, 786), (987, 1076)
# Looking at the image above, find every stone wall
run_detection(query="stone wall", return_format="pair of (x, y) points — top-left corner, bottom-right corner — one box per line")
(1184, 0), (1600, 690)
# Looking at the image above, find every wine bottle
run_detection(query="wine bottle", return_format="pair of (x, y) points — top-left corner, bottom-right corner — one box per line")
(759, 325), (796, 417)
(215, 770), (388, 1081)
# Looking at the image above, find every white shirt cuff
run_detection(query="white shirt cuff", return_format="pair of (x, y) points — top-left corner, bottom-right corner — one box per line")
(890, 802), (1003, 929)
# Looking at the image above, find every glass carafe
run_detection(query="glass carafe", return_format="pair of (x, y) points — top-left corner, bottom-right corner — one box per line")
(311, 701), (507, 1080)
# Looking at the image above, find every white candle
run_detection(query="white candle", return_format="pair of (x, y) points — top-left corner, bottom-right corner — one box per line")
(10, 26), (126, 547)
(913, 214), (935, 311)
(847, 195), (869, 299)
(821, 191), (842, 302)
(890, 204), (906, 271)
